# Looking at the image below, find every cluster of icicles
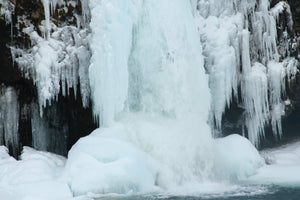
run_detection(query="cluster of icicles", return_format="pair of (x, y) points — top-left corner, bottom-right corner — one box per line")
(7, 0), (299, 147)
(195, 0), (298, 145)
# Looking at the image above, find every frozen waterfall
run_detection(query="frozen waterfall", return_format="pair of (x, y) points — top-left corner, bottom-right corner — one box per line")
(9, 0), (298, 150)
(65, 0), (263, 195)
(1, 0), (299, 198)
(67, 0), (215, 195)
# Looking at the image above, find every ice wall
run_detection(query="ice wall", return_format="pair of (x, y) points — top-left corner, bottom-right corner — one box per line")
(195, 0), (298, 145)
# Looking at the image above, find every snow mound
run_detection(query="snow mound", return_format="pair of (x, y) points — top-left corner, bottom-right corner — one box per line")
(65, 127), (157, 196)
(214, 134), (265, 180)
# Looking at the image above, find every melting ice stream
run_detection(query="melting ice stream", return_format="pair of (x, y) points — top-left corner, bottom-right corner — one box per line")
(1, 0), (300, 199)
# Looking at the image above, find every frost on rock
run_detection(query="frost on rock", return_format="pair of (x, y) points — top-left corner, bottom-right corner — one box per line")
(194, 0), (298, 145)
(0, 0), (14, 24)
(270, 1), (293, 31)
(10, 0), (91, 116)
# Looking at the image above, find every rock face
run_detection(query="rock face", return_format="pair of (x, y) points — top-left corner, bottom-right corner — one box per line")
(287, 0), (300, 33)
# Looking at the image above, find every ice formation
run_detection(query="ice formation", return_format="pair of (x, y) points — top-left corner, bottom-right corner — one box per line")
(68, 0), (215, 194)
(7, 0), (298, 146)
(195, 0), (298, 145)
(11, 0), (91, 115)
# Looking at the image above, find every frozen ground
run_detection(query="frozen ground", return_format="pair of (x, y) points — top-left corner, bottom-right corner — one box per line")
(246, 139), (300, 186)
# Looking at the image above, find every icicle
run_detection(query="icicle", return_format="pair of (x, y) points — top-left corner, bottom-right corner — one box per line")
(268, 61), (285, 139)
(41, 0), (51, 40)
(243, 63), (269, 146)
(89, 0), (134, 125)
(80, 0), (91, 27)
(0, 87), (20, 156)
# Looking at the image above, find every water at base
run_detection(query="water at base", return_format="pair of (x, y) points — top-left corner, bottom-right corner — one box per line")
(90, 186), (300, 200)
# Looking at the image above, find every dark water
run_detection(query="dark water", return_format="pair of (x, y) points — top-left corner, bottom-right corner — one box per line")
(94, 186), (300, 200)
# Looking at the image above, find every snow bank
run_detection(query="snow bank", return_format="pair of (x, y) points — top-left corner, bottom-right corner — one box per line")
(0, 146), (72, 200)
(247, 140), (300, 186)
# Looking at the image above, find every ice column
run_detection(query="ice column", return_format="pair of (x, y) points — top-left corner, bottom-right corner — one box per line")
(0, 87), (19, 157)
